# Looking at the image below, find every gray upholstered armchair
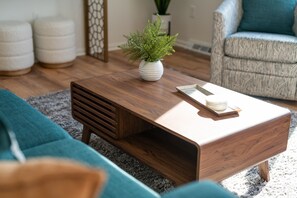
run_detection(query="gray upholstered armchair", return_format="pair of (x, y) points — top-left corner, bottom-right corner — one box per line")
(210, 0), (297, 101)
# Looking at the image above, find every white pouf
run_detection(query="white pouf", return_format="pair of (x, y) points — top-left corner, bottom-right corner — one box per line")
(34, 34), (75, 50)
(36, 48), (76, 65)
(0, 39), (33, 56)
(0, 21), (34, 76)
(34, 17), (74, 36)
(34, 17), (76, 68)
(0, 21), (32, 42)
(0, 53), (34, 71)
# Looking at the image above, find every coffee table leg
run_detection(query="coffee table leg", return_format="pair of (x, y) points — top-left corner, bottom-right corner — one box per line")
(258, 161), (270, 182)
(82, 126), (91, 144)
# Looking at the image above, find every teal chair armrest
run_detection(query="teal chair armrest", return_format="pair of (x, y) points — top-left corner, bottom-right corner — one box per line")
(0, 113), (11, 152)
(0, 113), (26, 162)
(161, 180), (237, 198)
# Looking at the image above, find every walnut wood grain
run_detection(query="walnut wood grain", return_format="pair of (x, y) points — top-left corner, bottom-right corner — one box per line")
(198, 114), (289, 181)
(92, 127), (198, 185)
(71, 68), (291, 185)
(82, 126), (91, 144)
(258, 161), (270, 182)
(71, 83), (154, 139)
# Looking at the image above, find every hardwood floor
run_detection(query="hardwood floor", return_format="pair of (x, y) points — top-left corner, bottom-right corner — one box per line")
(0, 48), (296, 111)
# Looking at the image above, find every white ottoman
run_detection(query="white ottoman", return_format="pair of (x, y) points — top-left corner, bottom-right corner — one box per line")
(34, 17), (76, 68)
(0, 21), (34, 76)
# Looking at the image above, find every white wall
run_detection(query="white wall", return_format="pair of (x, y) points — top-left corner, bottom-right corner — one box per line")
(0, 0), (85, 54)
(56, 0), (85, 55)
(108, 0), (155, 50)
(170, 0), (222, 48)
(0, 0), (58, 22)
(107, 0), (223, 50)
(0, 0), (222, 54)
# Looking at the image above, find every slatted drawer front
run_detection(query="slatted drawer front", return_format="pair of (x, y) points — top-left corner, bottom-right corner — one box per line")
(71, 84), (118, 138)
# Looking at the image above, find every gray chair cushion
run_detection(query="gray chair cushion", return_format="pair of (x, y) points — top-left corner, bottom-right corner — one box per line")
(225, 32), (297, 63)
(223, 56), (297, 77)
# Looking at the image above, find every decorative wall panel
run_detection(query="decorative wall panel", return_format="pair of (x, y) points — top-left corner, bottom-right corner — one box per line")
(84, 0), (108, 62)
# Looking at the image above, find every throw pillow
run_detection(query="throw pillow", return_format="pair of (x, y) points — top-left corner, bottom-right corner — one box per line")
(238, 0), (297, 35)
(0, 158), (106, 198)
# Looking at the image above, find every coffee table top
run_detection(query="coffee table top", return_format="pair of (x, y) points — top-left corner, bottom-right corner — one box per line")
(74, 68), (290, 146)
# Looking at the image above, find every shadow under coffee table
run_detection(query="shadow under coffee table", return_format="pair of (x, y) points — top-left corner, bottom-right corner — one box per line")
(71, 68), (291, 185)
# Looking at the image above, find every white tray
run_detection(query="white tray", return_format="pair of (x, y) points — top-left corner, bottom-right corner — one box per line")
(176, 84), (240, 116)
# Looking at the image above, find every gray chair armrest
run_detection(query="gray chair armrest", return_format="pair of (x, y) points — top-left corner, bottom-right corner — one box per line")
(210, 0), (243, 85)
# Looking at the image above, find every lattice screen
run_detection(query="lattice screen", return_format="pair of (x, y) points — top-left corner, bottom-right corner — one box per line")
(84, 0), (108, 62)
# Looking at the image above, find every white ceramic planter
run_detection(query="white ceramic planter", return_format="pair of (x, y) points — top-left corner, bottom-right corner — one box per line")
(152, 14), (172, 35)
(139, 60), (164, 81)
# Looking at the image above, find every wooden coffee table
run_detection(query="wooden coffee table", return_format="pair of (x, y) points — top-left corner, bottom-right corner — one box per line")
(71, 68), (291, 185)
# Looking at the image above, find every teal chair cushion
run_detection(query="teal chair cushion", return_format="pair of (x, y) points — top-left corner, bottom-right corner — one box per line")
(238, 0), (297, 35)
(161, 181), (236, 198)
(14, 139), (160, 198)
(0, 90), (71, 150)
(1, 138), (237, 198)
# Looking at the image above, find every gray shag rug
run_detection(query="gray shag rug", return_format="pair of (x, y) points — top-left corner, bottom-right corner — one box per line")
(26, 89), (297, 197)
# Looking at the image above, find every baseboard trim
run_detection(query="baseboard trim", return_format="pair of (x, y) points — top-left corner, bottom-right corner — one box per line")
(76, 48), (86, 56)
(109, 42), (125, 51)
(107, 39), (212, 57)
(175, 39), (211, 56)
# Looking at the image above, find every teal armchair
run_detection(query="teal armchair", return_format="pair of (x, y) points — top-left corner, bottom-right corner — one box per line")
(0, 89), (237, 198)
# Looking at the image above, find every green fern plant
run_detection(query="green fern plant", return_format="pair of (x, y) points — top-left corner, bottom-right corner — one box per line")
(119, 17), (178, 62)
(154, 0), (171, 15)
